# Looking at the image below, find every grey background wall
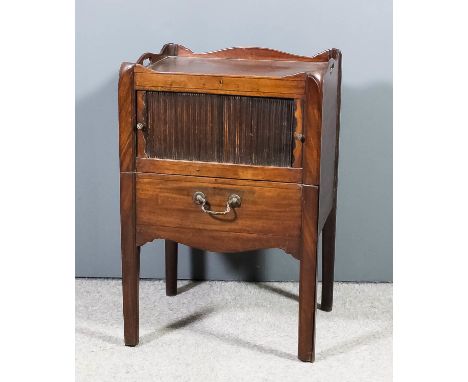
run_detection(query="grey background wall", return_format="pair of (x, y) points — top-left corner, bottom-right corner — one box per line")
(76, 0), (392, 281)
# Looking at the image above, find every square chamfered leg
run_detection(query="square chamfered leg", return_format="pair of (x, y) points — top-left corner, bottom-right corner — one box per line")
(120, 173), (140, 346)
(320, 206), (337, 312)
(298, 185), (319, 362)
(165, 240), (178, 296)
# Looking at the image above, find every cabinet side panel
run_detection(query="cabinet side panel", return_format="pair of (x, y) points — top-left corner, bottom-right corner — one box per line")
(119, 63), (136, 172)
(318, 56), (341, 229)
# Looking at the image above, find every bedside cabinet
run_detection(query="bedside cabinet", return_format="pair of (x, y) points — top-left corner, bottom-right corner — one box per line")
(118, 43), (342, 362)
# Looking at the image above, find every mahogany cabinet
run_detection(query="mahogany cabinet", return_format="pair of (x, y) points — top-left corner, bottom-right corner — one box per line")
(118, 43), (342, 362)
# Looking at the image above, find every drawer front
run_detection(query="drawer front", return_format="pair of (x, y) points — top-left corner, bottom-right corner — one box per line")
(136, 174), (302, 238)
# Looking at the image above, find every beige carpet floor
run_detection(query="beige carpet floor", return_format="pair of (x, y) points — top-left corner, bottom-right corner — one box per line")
(76, 279), (392, 382)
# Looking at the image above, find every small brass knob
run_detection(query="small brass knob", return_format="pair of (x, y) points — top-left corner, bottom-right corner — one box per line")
(228, 194), (241, 208)
(136, 122), (144, 130)
(193, 191), (206, 205)
(294, 132), (305, 142)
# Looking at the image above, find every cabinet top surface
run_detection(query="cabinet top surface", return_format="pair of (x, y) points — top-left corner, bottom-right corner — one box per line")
(146, 56), (328, 78)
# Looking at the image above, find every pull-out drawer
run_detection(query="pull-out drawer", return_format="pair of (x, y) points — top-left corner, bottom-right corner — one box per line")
(135, 174), (302, 238)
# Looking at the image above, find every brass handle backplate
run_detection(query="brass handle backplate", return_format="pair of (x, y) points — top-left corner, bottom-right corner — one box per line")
(193, 191), (241, 215)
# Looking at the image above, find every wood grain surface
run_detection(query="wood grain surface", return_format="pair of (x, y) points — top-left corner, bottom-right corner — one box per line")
(136, 173), (302, 237)
(136, 158), (302, 183)
(144, 91), (295, 167)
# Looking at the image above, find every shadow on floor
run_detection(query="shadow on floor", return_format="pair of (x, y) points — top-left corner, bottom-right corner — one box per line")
(193, 327), (297, 362)
(140, 304), (298, 361)
(316, 325), (392, 362)
(76, 303), (297, 361)
(140, 307), (216, 345)
(177, 281), (202, 295)
(76, 307), (216, 347)
(255, 283), (299, 302)
(75, 326), (122, 346)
